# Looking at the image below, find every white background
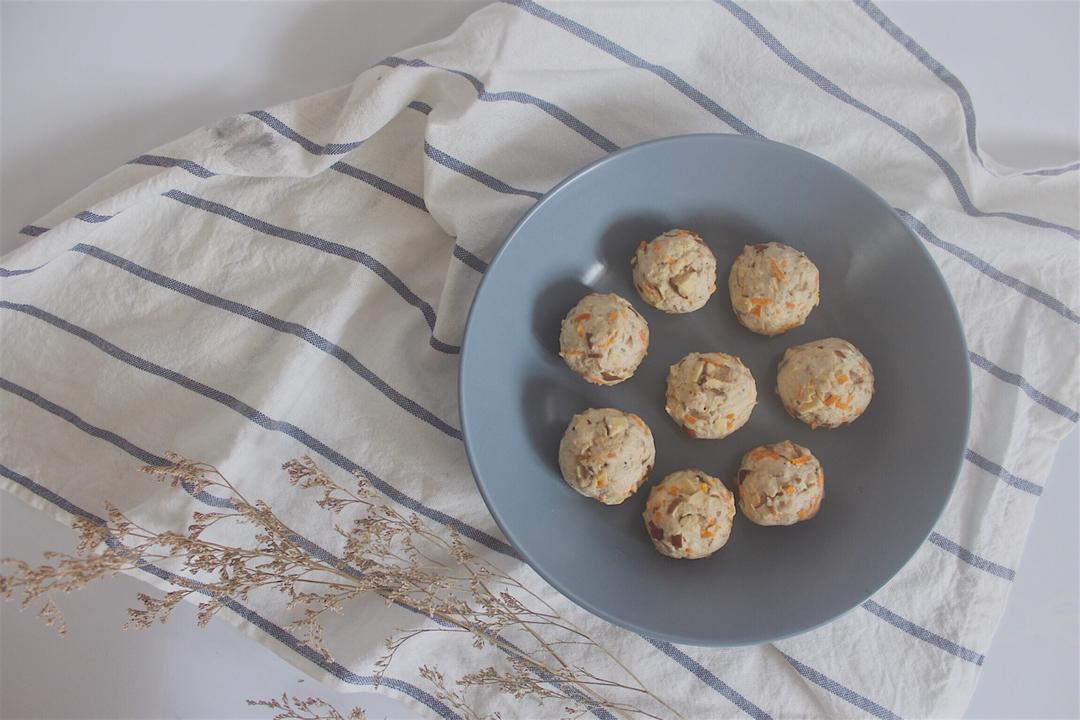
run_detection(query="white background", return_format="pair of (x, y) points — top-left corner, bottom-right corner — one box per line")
(1, 2), (1077, 718)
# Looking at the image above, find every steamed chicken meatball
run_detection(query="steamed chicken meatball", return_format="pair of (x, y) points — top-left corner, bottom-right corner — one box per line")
(729, 242), (819, 335)
(632, 229), (717, 313)
(558, 408), (655, 505)
(643, 470), (735, 559)
(558, 293), (649, 385)
(736, 441), (824, 526)
(665, 352), (757, 438)
(776, 338), (874, 428)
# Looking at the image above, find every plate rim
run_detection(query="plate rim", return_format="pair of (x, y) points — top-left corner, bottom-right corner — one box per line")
(458, 132), (972, 646)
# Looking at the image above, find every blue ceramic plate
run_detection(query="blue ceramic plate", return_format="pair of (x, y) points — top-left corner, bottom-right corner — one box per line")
(459, 134), (969, 645)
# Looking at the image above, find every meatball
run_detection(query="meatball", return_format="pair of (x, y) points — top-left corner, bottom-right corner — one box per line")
(776, 338), (874, 428)
(643, 470), (735, 559)
(632, 229), (717, 313)
(729, 242), (819, 335)
(558, 293), (649, 385)
(735, 441), (824, 525)
(558, 408), (655, 504)
(665, 352), (756, 438)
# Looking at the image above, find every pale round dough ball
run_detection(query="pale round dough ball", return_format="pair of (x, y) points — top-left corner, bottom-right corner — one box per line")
(736, 441), (824, 526)
(558, 293), (649, 385)
(558, 408), (655, 505)
(643, 470), (735, 559)
(729, 242), (819, 335)
(631, 229), (717, 313)
(776, 338), (874, 429)
(665, 352), (757, 438)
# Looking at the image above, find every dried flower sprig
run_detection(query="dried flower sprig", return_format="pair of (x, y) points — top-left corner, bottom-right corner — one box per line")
(247, 693), (366, 720)
(1, 453), (683, 720)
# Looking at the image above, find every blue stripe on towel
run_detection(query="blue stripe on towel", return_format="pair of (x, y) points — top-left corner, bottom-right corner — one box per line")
(852, 0), (982, 161)
(452, 244), (489, 273)
(72, 243), (462, 439)
(644, 638), (773, 720)
(0, 265), (43, 277)
(331, 161), (428, 211)
(1022, 162), (1080, 178)
(778, 651), (902, 720)
(968, 351), (1079, 422)
(715, 0), (1079, 240)
(129, 154), (216, 178)
(964, 448), (1044, 496)
(380, 55), (619, 153)
(75, 210), (114, 223)
(423, 141), (544, 200)
(854, 1), (1075, 179)
(247, 110), (364, 155)
(0, 302), (515, 557)
(861, 600), (985, 665)
(505, 0), (762, 139)
(927, 532), (1016, 581)
(161, 189), (460, 354)
(896, 209), (1080, 324)
(0, 376), (233, 509)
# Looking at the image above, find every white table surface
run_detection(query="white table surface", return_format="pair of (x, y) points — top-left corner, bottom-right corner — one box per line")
(1, 2), (1076, 718)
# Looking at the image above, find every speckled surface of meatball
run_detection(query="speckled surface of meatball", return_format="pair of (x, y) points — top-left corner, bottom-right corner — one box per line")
(729, 242), (819, 335)
(776, 338), (874, 428)
(665, 352), (757, 438)
(736, 441), (824, 525)
(643, 470), (735, 559)
(558, 293), (649, 385)
(632, 229), (717, 313)
(558, 408), (655, 504)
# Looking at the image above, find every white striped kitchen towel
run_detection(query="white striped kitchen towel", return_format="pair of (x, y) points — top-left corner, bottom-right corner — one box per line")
(2, 2), (1077, 718)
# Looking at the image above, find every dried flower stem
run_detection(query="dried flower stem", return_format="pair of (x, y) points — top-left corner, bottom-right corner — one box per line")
(2, 454), (683, 720)
(247, 693), (366, 720)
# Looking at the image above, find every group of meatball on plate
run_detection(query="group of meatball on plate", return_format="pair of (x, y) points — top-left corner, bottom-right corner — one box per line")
(556, 229), (875, 560)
